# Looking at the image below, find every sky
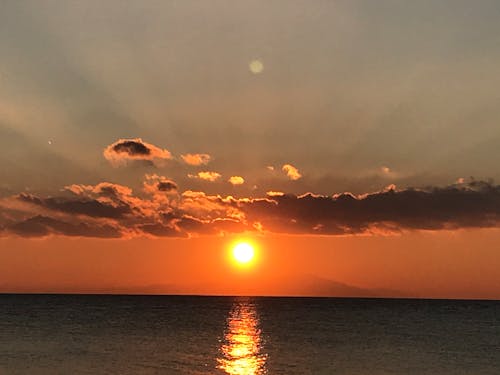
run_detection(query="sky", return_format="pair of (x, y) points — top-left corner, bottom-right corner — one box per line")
(1, 0), (500, 298)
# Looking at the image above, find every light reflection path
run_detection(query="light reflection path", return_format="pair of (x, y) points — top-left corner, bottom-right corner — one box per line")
(217, 298), (268, 375)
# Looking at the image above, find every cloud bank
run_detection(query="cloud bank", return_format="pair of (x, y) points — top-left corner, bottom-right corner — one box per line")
(2, 179), (500, 238)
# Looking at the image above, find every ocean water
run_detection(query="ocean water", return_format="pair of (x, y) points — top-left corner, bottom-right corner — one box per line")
(1, 295), (500, 374)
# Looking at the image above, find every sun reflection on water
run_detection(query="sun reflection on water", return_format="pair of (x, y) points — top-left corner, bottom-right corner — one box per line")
(217, 299), (267, 375)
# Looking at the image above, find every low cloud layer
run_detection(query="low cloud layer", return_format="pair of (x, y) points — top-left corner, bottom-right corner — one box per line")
(103, 138), (172, 166)
(1, 179), (500, 238)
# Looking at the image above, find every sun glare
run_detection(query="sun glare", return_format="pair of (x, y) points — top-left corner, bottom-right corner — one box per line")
(232, 242), (255, 265)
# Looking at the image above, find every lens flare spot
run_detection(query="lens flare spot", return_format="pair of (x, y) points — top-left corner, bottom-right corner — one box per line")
(249, 59), (264, 74)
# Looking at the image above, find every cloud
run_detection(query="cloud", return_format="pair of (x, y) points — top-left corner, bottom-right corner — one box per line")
(266, 191), (285, 197)
(2, 180), (500, 239)
(103, 138), (172, 167)
(143, 174), (178, 194)
(282, 164), (302, 180)
(17, 192), (132, 219)
(180, 153), (211, 166)
(158, 181), (178, 192)
(241, 182), (500, 234)
(7, 215), (122, 238)
(228, 176), (245, 185)
(65, 182), (133, 200)
(179, 190), (241, 221)
(188, 171), (221, 182)
(137, 222), (184, 238)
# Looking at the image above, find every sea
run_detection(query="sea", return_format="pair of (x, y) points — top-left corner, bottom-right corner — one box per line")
(1, 294), (500, 374)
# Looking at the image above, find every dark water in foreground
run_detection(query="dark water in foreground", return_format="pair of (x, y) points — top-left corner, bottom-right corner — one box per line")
(1, 295), (500, 374)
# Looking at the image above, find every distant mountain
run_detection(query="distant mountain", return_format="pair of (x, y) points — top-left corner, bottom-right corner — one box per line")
(268, 274), (409, 298)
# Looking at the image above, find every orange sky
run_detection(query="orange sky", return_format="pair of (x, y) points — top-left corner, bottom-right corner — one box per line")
(2, 228), (500, 299)
(2, 1), (500, 300)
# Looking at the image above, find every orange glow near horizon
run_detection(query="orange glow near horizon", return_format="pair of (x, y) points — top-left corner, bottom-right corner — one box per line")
(5, 229), (500, 299)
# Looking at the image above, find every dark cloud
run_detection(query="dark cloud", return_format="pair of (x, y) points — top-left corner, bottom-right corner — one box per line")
(93, 183), (132, 199)
(6, 215), (122, 238)
(157, 180), (178, 192)
(103, 138), (172, 166)
(137, 223), (184, 237)
(175, 216), (246, 235)
(112, 140), (151, 156)
(2, 180), (500, 238)
(176, 216), (208, 233)
(17, 193), (132, 219)
(143, 175), (178, 195)
(241, 183), (500, 234)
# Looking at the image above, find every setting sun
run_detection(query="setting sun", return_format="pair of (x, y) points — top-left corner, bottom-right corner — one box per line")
(232, 242), (255, 265)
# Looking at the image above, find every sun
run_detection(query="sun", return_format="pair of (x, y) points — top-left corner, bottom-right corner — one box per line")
(232, 242), (255, 265)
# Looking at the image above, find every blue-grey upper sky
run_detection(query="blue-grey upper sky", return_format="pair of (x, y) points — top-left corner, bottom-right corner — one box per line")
(1, 0), (500, 197)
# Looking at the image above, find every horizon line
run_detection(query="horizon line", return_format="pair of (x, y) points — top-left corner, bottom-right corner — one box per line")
(1, 292), (499, 302)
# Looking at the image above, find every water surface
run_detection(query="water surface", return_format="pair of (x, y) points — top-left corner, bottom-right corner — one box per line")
(1, 294), (500, 374)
